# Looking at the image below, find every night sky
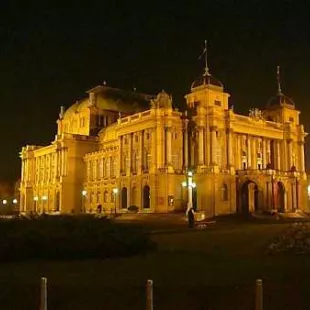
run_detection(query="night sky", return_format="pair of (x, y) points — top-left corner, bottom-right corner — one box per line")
(1, 1), (310, 182)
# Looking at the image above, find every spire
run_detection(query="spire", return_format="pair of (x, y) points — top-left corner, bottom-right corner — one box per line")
(203, 40), (210, 76)
(199, 40), (210, 76)
(277, 65), (283, 95)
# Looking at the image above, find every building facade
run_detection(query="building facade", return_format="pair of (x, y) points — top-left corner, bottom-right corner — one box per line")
(19, 66), (308, 216)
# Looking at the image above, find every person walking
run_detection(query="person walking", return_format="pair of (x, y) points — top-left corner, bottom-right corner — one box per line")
(187, 207), (195, 228)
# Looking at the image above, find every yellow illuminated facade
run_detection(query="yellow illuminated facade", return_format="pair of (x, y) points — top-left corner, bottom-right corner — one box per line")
(20, 65), (308, 216)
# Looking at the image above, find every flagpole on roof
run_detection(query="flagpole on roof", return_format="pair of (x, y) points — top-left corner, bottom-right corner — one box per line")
(276, 65), (283, 95)
(203, 40), (210, 76)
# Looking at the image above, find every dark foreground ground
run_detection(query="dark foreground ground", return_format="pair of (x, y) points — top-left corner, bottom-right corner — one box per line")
(0, 215), (309, 310)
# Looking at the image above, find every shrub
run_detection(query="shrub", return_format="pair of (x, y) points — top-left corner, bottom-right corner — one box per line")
(128, 205), (139, 213)
(0, 215), (156, 261)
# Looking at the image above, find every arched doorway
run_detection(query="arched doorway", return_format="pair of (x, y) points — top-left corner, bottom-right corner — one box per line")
(240, 180), (259, 215)
(277, 182), (285, 212)
(143, 185), (150, 209)
(55, 192), (60, 212)
(121, 187), (127, 209)
(131, 187), (138, 206)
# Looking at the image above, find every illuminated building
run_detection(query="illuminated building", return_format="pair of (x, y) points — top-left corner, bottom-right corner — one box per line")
(19, 53), (308, 215)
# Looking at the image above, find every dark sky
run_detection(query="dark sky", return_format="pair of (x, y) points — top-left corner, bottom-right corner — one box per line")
(1, 0), (310, 181)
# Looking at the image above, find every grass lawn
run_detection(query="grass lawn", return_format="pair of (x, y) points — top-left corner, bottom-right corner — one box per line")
(0, 220), (309, 309)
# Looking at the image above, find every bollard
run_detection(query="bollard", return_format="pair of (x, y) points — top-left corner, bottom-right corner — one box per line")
(255, 279), (263, 310)
(146, 279), (153, 310)
(40, 277), (47, 310)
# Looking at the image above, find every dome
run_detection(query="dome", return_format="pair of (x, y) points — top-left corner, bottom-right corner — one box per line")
(191, 73), (223, 90)
(266, 93), (295, 108)
(62, 86), (154, 120)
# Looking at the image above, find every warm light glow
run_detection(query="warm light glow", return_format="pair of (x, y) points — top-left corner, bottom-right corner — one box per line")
(42, 195), (48, 201)
(82, 190), (87, 196)
(188, 171), (193, 177)
(12, 199), (18, 204)
(113, 188), (118, 194)
(191, 182), (197, 188)
(182, 181), (187, 187)
(2, 199), (7, 205)
(34, 196), (38, 201)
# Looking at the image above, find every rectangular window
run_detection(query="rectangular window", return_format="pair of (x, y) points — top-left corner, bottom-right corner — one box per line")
(214, 100), (221, 106)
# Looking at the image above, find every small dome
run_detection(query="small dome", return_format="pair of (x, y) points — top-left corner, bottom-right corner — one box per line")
(191, 74), (223, 90)
(266, 93), (295, 108)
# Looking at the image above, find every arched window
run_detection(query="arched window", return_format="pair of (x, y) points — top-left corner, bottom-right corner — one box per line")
(222, 183), (228, 201)
(132, 152), (137, 173)
(110, 157), (115, 177)
(143, 185), (150, 209)
(104, 190), (108, 203)
(121, 187), (127, 209)
(103, 158), (106, 177)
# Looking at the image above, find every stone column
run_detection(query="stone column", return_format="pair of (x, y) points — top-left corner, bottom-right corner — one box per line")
(128, 134), (132, 175)
(288, 139), (293, 170)
(251, 137), (256, 169)
(247, 136), (252, 169)
(299, 141), (305, 172)
(118, 136), (123, 174)
(276, 140), (281, 170)
(183, 120), (189, 169)
(138, 130), (143, 174)
(262, 138), (267, 168)
(150, 128), (156, 173)
(227, 129), (233, 167)
(166, 126), (172, 166)
(198, 126), (204, 165)
(211, 126), (217, 165)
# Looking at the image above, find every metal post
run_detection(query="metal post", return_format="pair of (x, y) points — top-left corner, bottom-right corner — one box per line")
(255, 279), (263, 310)
(271, 176), (275, 210)
(114, 194), (117, 215)
(40, 277), (47, 310)
(296, 177), (299, 211)
(146, 279), (153, 310)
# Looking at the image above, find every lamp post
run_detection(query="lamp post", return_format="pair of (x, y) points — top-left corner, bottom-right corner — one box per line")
(182, 171), (196, 214)
(42, 195), (48, 214)
(113, 188), (118, 215)
(82, 190), (87, 213)
(34, 196), (38, 213)
(2, 199), (7, 205)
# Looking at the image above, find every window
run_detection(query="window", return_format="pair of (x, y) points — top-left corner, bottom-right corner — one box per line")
(242, 151), (247, 157)
(80, 117), (85, 127)
(289, 117), (294, 123)
(214, 100), (221, 106)
(135, 135), (139, 143)
(104, 191), (108, 203)
(146, 132), (150, 140)
(243, 162), (247, 169)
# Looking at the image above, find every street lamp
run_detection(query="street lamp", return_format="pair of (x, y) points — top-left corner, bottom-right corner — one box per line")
(42, 195), (48, 214)
(82, 190), (87, 213)
(113, 188), (118, 215)
(182, 171), (196, 214)
(12, 198), (18, 204)
(2, 199), (7, 205)
(33, 196), (38, 213)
